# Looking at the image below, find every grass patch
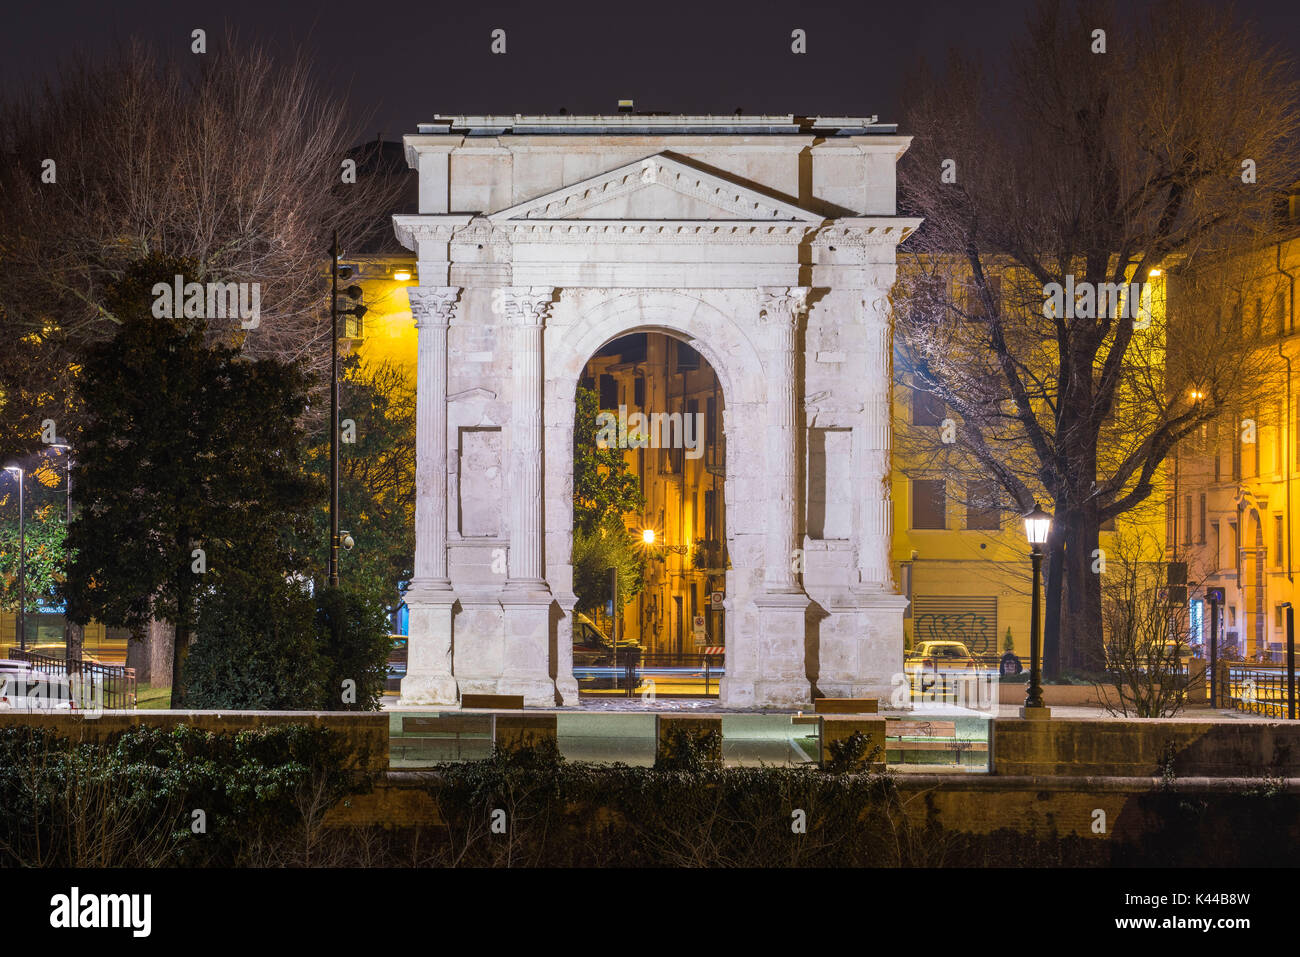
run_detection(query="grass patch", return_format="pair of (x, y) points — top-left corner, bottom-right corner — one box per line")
(134, 684), (172, 709)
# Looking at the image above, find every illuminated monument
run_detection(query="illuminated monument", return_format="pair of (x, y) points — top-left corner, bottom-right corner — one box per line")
(394, 114), (919, 708)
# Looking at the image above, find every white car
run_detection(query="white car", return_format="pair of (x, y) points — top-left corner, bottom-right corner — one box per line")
(0, 670), (77, 711)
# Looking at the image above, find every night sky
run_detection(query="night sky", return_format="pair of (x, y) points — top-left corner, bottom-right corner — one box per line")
(2, 0), (1299, 143)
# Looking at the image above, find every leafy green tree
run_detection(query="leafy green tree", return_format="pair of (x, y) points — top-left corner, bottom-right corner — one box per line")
(314, 584), (393, 711)
(184, 574), (324, 710)
(0, 503), (67, 619)
(297, 357), (415, 608)
(573, 386), (644, 535)
(62, 255), (321, 704)
(572, 525), (644, 616)
(571, 386), (645, 615)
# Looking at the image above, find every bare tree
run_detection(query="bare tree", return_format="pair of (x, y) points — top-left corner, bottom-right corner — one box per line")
(895, 0), (1300, 673)
(0, 32), (408, 462)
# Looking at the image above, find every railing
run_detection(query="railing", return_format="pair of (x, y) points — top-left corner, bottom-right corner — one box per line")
(1225, 664), (1295, 718)
(5, 648), (137, 709)
(575, 651), (725, 697)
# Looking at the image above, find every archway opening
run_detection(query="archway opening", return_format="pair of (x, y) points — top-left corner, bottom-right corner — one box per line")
(570, 331), (727, 697)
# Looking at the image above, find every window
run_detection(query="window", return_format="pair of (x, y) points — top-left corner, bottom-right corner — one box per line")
(1165, 498), (1175, 548)
(1212, 521), (1221, 572)
(1276, 514), (1285, 568)
(911, 386), (945, 427)
(1213, 420), (1221, 483)
(1232, 415), (1242, 481)
(912, 479), (947, 530)
(1276, 291), (1288, 337)
(599, 374), (618, 410)
(1230, 520), (1240, 576)
(1254, 407), (1262, 477)
(1273, 402), (1282, 473)
(634, 377), (645, 407)
(1183, 495), (1193, 546)
(1198, 493), (1207, 545)
(966, 480), (1001, 530)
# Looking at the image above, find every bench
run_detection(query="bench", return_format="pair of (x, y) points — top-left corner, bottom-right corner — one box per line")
(885, 720), (986, 765)
(887, 720), (957, 738)
(460, 693), (525, 710)
(814, 697), (879, 714)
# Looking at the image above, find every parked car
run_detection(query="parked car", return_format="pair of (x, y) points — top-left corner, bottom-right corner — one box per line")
(0, 670), (76, 711)
(572, 614), (642, 690)
(907, 640), (979, 669)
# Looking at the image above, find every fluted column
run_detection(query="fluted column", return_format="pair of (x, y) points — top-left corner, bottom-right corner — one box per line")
(748, 286), (813, 709)
(502, 286), (553, 590)
(758, 286), (809, 593)
(857, 288), (894, 590)
(409, 286), (459, 589)
(400, 285), (460, 706)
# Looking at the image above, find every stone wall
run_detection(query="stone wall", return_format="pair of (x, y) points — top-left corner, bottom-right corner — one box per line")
(993, 716), (1300, 777)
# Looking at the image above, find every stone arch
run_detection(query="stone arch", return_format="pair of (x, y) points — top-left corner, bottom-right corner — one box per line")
(544, 290), (768, 704)
(551, 290), (766, 406)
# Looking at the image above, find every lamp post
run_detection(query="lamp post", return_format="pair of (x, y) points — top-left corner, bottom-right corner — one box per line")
(49, 441), (79, 668)
(1023, 503), (1052, 715)
(4, 466), (25, 651)
(328, 231), (367, 588)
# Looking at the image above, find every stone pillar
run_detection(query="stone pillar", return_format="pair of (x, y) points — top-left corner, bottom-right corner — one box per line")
(857, 288), (894, 591)
(835, 284), (909, 700)
(753, 286), (813, 707)
(499, 286), (557, 706)
(400, 285), (460, 707)
(758, 286), (808, 593)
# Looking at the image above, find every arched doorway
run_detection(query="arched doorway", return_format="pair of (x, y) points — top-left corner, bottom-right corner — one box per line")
(569, 331), (727, 697)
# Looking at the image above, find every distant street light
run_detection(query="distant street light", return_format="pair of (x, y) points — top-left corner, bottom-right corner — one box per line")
(4, 465), (25, 650)
(1022, 503), (1052, 713)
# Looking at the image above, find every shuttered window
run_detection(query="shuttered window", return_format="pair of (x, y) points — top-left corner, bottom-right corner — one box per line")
(911, 596), (998, 656)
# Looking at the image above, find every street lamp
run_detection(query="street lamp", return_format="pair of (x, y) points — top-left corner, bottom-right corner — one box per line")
(48, 441), (79, 667)
(1022, 503), (1052, 715)
(329, 231), (367, 588)
(4, 465), (25, 651)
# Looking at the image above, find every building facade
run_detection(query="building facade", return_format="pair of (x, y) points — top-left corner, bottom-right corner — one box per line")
(393, 114), (918, 708)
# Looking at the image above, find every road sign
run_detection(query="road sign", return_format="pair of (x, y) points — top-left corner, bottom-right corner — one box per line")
(692, 614), (706, 644)
(710, 591), (724, 607)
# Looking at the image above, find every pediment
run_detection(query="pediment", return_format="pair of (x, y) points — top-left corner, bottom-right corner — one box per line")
(488, 154), (824, 223)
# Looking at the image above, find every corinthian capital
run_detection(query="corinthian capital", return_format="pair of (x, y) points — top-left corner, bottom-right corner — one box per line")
(499, 286), (555, 326)
(408, 286), (461, 327)
(757, 286), (811, 324)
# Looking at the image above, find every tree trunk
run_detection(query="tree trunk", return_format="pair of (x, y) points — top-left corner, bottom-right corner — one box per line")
(170, 527), (193, 707)
(1042, 517), (1066, 682)
(1062, 506), (1105, 671)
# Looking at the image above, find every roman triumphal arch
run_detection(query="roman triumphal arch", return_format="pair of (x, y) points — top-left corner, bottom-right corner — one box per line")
(393, 114), (919, 709)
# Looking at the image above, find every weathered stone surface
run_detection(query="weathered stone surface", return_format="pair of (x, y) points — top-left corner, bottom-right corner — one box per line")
(396, 115), (920, 709)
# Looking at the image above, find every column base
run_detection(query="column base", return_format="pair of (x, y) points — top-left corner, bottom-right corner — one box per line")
(400, 585), (458, 708)
(500, 589), (556, 707)
(1019, 705), (1053, 720)
(752, 591), (813, 708)
(399, 673), (460, 708)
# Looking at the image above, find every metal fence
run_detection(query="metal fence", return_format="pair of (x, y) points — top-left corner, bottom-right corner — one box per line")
(1225, 664), (1295, 718)
(5, 648), (137, 709)
(575, 651), (725, 697)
